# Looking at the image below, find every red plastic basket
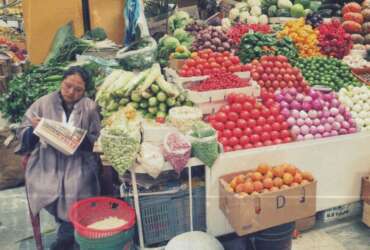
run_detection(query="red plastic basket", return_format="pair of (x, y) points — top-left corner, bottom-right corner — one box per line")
(69, 197), (136, 239)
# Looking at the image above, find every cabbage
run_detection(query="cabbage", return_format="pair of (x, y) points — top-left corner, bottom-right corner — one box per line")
(290, 4), (305, 17)
(251, 6), (262, 16)
(168, 11), (192, 33)
(259, 15), (269, 24)
(278, 0), (293, 10)
(247, 15), (259, 24)
(162, 36), (180, 50)
(248, 0), (261, 7)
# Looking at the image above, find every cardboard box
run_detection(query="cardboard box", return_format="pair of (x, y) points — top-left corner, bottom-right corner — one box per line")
(219, 171), (316, 236)
(363, 201), (370, 227)
(169, 58), (186, 72)
(317, 202), (362, 224)
(295, 215), (316, 232)
(361, 176), (370, 204)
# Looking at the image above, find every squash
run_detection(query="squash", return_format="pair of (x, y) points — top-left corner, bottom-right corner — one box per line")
(363, 22), (370, 34)
(362, 0), (370, 9)
(342, 21), (362, 33)
(343, 12), (364, 24)
(362, 9), (370, 22)
(342, 3), (362, 15)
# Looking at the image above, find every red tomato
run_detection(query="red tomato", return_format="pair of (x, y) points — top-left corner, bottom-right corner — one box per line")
(224, 146), (233, 152)
(206, 114), (216, 122)
(216, 57), (224, 64)
(261, 73), (269, 82)
(242, 64), (252, 71)
(274, 61), (282, 68)
(235, 93), (247, 104)
(240, 110), (250, 120)
(223, 129), (232, 138)
(234, 144), (243, 151)
(268, 74), (275, 81)
(230, 56), (240, 64)
(243, 143), (253, 149)
(280, 130), (291, 139)
(219, 137), (229, 146)
(244, 127), (253, 136)
(264, 140), (273, 146)
(283, 137), (292, 143)
(254, 125), (263, 134)
(187, 59), (196, 67)
(260, 132), (271, 141)
(247, 118), (257, 128)
(276, 74), (283, 81)
(227, 93), (238, 104)
(231, 103), (243, 113)
(233, 65), (242, 72)
(243, 102), (253, 111)
(263, 124), (272, 133)
(270, 131), (280, 140)
(254, 142), (264, 148)
(228, 65), (236, 73)
(228, 112), (239, 121)
(233, 128), (243, 137)
(276, 115), (285, 123)
(267, 115), (275, 124)
(223, 60), (232, 68)
(213, 122), (224, 131)
(225, 121), (236, 130)
(239, 135), (250, 146)
(272, 67), (280, 74)
(250, 109), (260, 119)
(270, 106), (280, 116)
(265, 67), (272, 74)
(272, 122), (281, 131)
(250, 134), (260, 144)
(261, 108), (271, 117)
(237, 119), (248, 129)
(245, 96), (256, 106)
(203, 69), (211, 75)
(222, 51), (231, 57)
(215, 112), (227, 122)
(277, 55), (288, 62)
(264, 98), (276, 107)
(281, 121), (289, 130)
(273, 138), (283, 145)
(229, 137), (239, 146)
(210, 62), (220, 68)
(220, 105), (231, 113)
(252, 72), (260, 80)
(257, 117), (266, 126)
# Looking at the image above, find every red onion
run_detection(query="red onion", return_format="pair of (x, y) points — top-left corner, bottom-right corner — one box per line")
(301, 125), (310, 135)
(339, 128), (347, 135)
(341, 121), (350, 129)
(312, 100), (323, 110)
(297, 118), (305, 126)
(284, 93), (294, 103)
(290, 100), (301, 110)
(330, 130), (338, 136)
(297, 134), (304, 141)
(308, 89), (319, 99)
(327, 117), (335, 124)
(314, 134), (322, 139)
(349, 127), (357, 133)
(303, 96), (313, 103)
(275, 94), (284, 102)
(305, 118), (313, 126)
(302, 102), (312, 111)
(330, 107), (339, 116)
(300, 111), (308, 119)
(332, 122), (341, 130)
(281, 108), (290, 117)
(304, 134), (314, 140)
(323, 131), (331, 137)
(324, 123), (332, 132)
(335, 114), (344, 123)
(296, 93), (305, 101)
(291, 125), (300, 135)
(291, 110), (300, 119)
(280, 101), (289, 109)
(331, 99), (340, 108)
(313, 118), (321, 126)
(310, 126), (317, 134)
(287, 117), (296, 126)
(288, 88), (297, 96)
(308, 110), (318, 119)
(338, 105), (346, 114)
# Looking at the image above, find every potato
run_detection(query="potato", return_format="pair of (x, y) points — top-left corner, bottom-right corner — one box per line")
(351, 34), (365, 44)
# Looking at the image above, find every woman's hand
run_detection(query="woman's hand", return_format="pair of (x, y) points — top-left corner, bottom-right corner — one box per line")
(31, 117), (41, 128)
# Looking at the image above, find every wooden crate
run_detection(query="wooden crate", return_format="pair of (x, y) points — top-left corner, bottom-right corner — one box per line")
(352, 67), (370, 85)
(361, 176), (370, 204)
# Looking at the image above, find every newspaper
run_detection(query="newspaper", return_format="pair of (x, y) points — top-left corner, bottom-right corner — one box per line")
(34, 118), (87, 156)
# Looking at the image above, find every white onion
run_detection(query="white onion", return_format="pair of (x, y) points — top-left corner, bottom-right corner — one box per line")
(308, 110), (317, 119)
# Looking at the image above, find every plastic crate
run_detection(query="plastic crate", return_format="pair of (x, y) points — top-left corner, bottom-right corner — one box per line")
(128, 185), (206, 246)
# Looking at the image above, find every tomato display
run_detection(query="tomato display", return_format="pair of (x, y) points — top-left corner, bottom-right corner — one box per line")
(179, 49), (249, 77)
(210, 93), (294, 152)
(249, 55), (310, 93)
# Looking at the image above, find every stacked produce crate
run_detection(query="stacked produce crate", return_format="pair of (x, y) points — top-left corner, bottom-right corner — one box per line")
(361, 175), (370, 227)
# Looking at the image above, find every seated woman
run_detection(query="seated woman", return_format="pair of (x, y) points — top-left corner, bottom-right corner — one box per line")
(16, 66), (101, 250)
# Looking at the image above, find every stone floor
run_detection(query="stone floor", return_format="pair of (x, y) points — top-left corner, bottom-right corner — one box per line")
(1, 187), (369, 250)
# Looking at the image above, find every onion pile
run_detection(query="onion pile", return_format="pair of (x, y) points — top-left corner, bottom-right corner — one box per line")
(191, 26), (235, 52)
(338, 86), (370, 131)
(272, 88), (358, 140)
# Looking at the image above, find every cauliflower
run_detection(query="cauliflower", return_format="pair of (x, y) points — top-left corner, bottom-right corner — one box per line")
(239, 11), (250, 23)
(247, 15), (259, 24)
(235, 2), (248, 10)
(247, 0), (261, 7)
(221, 18), (232, 30)
(250, 6), (262, 16)
(259, 14), (268, 24)
(229, 8), (240, 20)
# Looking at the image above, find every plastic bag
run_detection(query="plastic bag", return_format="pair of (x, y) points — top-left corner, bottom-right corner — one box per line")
(168, 106), (203, 133)
(137, 142), (164, 178)
(116, 37), (157, 71)
(124, 0), (149, 45)
(163, 132), (191, 174)
(188, 122), (219, 168)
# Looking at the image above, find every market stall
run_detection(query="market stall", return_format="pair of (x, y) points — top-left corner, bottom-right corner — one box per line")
(1, 0), (370, 249)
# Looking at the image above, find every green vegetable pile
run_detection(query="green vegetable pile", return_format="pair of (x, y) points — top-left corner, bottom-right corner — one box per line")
(293, 57), (362, 91)
(96, 64), (191, 120)
(237, 32), (298, 63)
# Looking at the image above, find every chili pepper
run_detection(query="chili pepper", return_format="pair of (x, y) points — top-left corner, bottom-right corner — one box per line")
(190, 72), (250, 92)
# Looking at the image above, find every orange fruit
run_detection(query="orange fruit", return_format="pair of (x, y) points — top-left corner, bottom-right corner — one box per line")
(285, 165), (297, 176)
(243, 182), (254, 194)
(280, 163), (290, 172)
(301, 180), (310, 185)
(283, 173), (294, 185)
(270, 186), (280, 192)
(235, 174), (247, 184)
(273, 177), (283, 188)
(265, 170), (274, 179)
(235, 184), (245, 193)
(263, 177), (273, 189)
(301, 171), (314, 182)
(257, 163), (270, 175)
(251, 172), (263, 181)
(229, 179), (238, 190)
(291, 182), (299, 187)
(253, 181), (264, 193)
(281, 184), (289, 190)
(293, 173), (303, 184)
(272, 167), (284, 178)
(262, 188), (270, 193)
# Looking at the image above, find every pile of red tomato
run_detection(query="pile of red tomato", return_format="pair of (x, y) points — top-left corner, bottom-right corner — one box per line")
(179, 49), (250, 77)
(208, 92), (294, 152)
(250, 55), (309, 93)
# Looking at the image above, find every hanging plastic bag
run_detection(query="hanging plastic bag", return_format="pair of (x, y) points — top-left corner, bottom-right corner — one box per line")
(137, 142), (164, 178)
(124, 0), (149, 45)
(188, 122), (219, 168)
(162, 132), (191, 174)
(168, 106), (203, 133)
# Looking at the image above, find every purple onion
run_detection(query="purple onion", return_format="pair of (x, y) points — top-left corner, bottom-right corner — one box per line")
(323, 132), (331, 137)
(324, 93), (334, 101)
(280, 101), (289, 109)
(312, 99), (323, 110)
(310, 126), (317, 134)
(304, 134), (314, 140)
(314, 134), (322, 139)
(297, 134), (304, 141)
(349, 127), (358, 133)
(301, 125), (310, 135)
(313, 118), (321, 126)
(300, 111), (308, 119)
(303, 96), (313, 103)
(317, 125), (325, 133)
(297, 118), (305, 126)
(330, 130), (338, 136)
(317, 111), (323, 118)
(302, 102), (312, 112)
(288, 88), (297, 96)
(323, 108), (330, 118)
(332, 122), (341, 130)
(339, 128), (347, 135)
(296, 93), (305, 101)
(327, 117), (335, 124)
(287, 117), (296, 126)
(335, 114), (344, 123)
(308, 110), (318, 119)
(291, 125), (300, 135)
(305, 118), (313, 126)
(290, 100), (301, 110)
(291, 109), (300, 119)
(281, 108), (290, 118)
(341, 121), (350, 129)
(275, 94), (284, 102)
(331, 99), (340, 108)
(324, 123), (332, 132)
(348, 118), (356, 127)
(284, 93), (294, 103)
(330, 107), (339, 116)
(338, 105), (346, 114)
(308, 89), (319, 99)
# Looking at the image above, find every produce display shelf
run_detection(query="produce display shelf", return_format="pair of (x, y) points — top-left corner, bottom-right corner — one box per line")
(205, 131), (370, 236)
(269, 17), (339, 24)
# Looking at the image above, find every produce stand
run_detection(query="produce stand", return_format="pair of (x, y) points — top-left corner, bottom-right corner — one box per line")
(205, 131), (370, 236)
